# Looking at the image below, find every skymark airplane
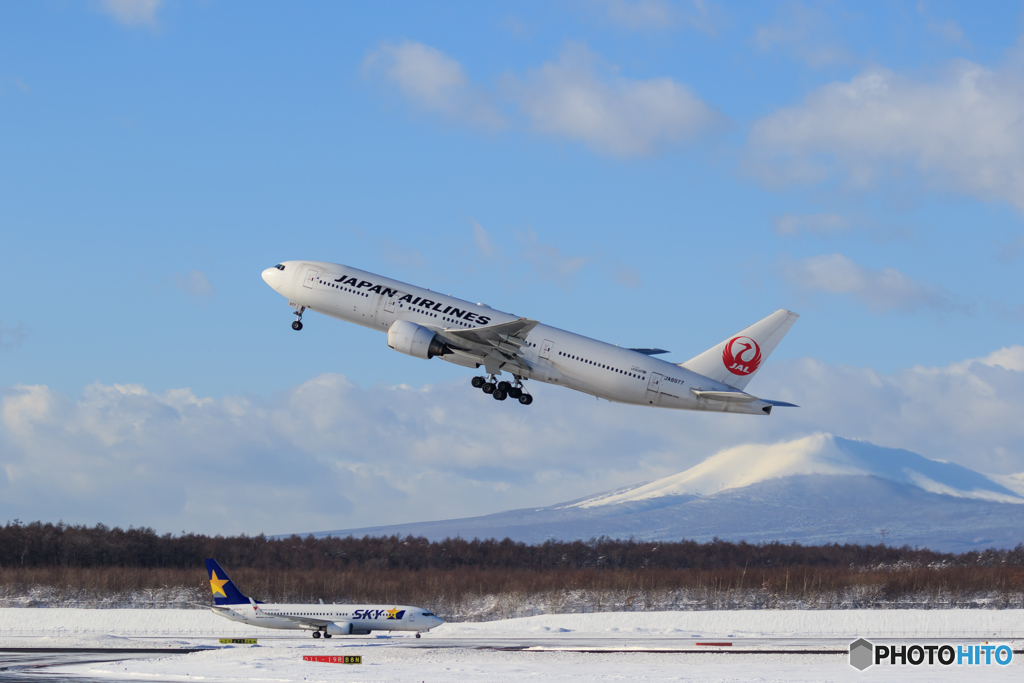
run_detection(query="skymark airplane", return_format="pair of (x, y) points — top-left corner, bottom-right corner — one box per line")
(205, 559), (444, 638)
(262, 261), (799, 415)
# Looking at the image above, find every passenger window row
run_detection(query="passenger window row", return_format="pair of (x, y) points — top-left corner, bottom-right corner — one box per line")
(557, 351), (646, 379)
(319, 277), (368, 297)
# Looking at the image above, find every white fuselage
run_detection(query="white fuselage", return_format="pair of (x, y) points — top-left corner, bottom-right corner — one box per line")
(262, 260), (774, 415)
(212, 602), (443, 634)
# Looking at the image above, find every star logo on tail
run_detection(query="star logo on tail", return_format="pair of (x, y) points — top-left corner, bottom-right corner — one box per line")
(209, 570), (229, 598)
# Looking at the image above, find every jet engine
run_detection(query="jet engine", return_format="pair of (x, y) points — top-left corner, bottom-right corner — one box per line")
(325, 622), (353, 636)
(387, 320), (451, 359)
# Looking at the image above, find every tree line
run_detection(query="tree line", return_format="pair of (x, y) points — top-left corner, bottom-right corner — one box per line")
(2, 520), (1023, 571)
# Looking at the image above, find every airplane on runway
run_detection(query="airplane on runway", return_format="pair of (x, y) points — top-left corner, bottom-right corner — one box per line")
(205, 559), (444, 638)
(262, 260), (799, 415)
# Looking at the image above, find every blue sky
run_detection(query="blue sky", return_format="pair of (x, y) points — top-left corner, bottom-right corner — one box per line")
(3, 1), (1024, 535)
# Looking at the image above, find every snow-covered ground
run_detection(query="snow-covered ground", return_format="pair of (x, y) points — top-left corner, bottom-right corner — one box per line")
(3, 607), (1024, 640)
(0, 608), (1021, 681)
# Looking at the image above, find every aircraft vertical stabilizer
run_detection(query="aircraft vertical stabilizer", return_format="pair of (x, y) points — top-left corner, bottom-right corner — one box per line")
(680, 309), (799, 391)
(206, 558), (251, 605)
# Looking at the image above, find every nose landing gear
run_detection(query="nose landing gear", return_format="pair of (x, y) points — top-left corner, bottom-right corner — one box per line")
(415, 633), (421, 638)
(291, 308), (304, 331)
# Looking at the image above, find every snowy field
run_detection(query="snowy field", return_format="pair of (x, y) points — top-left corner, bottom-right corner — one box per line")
(0, 608), (1021, 681)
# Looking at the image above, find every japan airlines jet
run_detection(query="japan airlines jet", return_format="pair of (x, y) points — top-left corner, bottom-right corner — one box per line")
(205, 559), (443, 638)
(262, 261), (799, 415)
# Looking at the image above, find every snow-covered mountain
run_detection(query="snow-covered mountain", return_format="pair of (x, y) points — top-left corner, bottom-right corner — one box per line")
(304, 434), (1024, 552)
(572, 434), (1024, 508)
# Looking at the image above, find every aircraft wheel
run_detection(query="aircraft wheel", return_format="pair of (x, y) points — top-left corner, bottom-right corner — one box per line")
(471, 376), (485, 389)
(493, 389), (507, 401)
(497, 381), (512, 392)
(482, 383), (495, 394)
(324, 633), (332, 638)
(292, 321), (303, 331)
(415, 633), (421, 638)
(508, 387), (522, 399)
(312, 631), (321, 638)
(519, 394), (533, 405)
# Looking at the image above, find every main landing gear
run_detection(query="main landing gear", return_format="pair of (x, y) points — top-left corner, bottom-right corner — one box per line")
(472, 375), (533, 405)
(311, 630), (332, 639)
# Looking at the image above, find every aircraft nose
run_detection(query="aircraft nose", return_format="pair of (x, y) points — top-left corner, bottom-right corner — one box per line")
(262, 267), (280, 290)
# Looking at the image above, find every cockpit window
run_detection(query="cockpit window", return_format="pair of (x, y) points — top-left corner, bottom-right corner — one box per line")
(274, 264), (286, 271)
(422, 612), (434, 616)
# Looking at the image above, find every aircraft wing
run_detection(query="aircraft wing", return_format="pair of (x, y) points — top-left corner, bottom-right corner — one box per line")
(435, 318), (539, 372)
(269, 613), (332, 629)
(245, 599), (332, 628)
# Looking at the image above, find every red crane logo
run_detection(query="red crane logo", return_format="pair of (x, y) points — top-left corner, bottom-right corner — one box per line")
(722, 336), (762, 376)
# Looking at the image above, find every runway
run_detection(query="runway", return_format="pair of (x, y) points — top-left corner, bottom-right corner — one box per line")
(1, 609), (1022, 681)
(0, 648), (201, 682)
(129, 631), (1024, 653)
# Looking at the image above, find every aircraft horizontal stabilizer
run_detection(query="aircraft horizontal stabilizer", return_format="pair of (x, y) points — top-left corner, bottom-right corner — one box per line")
(689, 389), (758, 403)
(628, 348), (671, 356)
(689, 389), (799, 408)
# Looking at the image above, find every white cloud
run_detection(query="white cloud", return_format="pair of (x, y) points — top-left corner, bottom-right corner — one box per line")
(927, 19), (968, 47)
(597, 0), (675, 30)
(361, 41), (503, 128)
(0, 321), (28, 351)
(467, 223), (592, 285)
(753, 2), (849, 68)
(504, 44), (723, 156)
(751, 352), (1024, 475)
(747, 63), (1024, 213)
(6, 345), (1024, 535)
(364, 41), (721, 157)
(0, 376), (686, 535)
(783, 253), (958, 313)
(774, 212), (913, 243)
(98, 0), (162, 27)
(977, 346), (1024, 372)
(172, 269), (215, 300)
(379, 239), (424, 268)
(471, 221), (497, 258)
(517, 229), (591, 286)
(591, 0), (719, 34)
(610, 264), (642, 288)
(998, 234), (1024, 263)
(917, 1), (970, 47)
(774, 213), (849, 237)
